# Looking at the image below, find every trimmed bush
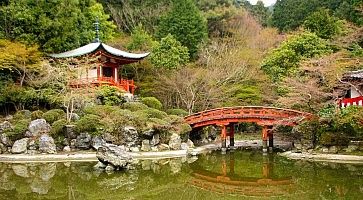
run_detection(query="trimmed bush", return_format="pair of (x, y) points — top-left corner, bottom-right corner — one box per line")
(122, 102), (148, 112)
(42, 109), (65, 124)
(13, 110), (31, 121)
(75, 114), (103, 135)
(166, 109), (189, 117)
(137, 108), (167, 120)
(5, 119), (30, 141)
(83, 105), (121, 118)
(50, 119), (67, 137)
(141, 97), (163, 110)
(31, 110), (44, 120)
(96, 85), (126, 106)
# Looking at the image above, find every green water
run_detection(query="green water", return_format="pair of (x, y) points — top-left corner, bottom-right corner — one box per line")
(0, 151), (363, 200)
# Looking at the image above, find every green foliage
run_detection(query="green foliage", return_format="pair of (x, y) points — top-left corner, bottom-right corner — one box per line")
(166, 109), (189, 117)
(303, 9), (342, 39)
(75, 114), (102, 135)
(127, 24), (155, 51)
(349, 43), (363, 57)
(319, 132), (350, 146)
(0, 0), (116, 53)
(13, 110), (31, 121)
(261, 32), (333, 82)
(141, 97), (163, 110)
(42, 109), (65, 124)
(231, 85), (262, 105)
(156, 0), (208, 58)
(5, 119), (30, 141)
(137, 108), (168, 120)
(122, 102), (149, 112)
(150, 34), (190, 69)
(83, 105), (121, 118)
(251, 0), (270, 27)
(96, 86), (125, 106)
(50, 119), (67, 137)
(31, 110), (44, 120)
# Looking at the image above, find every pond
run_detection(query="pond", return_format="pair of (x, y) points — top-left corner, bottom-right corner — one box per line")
(0, 151), (363, 200)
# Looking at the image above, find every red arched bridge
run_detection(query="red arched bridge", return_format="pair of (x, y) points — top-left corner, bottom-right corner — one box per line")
(184, 106), (314, 151)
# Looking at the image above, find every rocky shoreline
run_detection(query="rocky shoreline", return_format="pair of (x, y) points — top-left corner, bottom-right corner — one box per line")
(280, 151), (363, 164)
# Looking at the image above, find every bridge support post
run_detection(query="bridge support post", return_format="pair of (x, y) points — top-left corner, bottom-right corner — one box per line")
(268, 131), (274, 152)
(262, 126), (268, 153)
(221, 125), (227, 152)
(229, 124), (235, 148)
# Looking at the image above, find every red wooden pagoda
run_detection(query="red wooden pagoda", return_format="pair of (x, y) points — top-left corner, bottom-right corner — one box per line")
(49, 41), (149, 95)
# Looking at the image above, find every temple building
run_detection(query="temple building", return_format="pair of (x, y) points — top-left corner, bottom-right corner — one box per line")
(339, 70), (363, 108)
(49, 20), (149, 95)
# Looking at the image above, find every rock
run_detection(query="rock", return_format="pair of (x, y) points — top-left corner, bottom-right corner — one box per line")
(123, 126), (139, 147)
(151, 146), (159, 152)
(75, 133), (92, 149)
(38, 135), (56, 154)
(142, 129), (155, 138)
(96, 143), (134, 170)
(158, 144), (170, 151)
(63, 146), (71, 152)
(102, 132), (116, 143)
(150, 134), (160, 146)
(345, 145), (359, 153)
(130, 146), (140, 152)
(0, 143), (6, 154)
(11, 138), (29, 154)
(141, 140), (151, 152)
(0, 121), (12, 133)
(28, 139), (37, 150)
(28, 119), (51, 137)
(105, 165), (115, 171)
(168, 133), (181, 150)
(65, 125), (77, 139)
(94, 161), (107, 169)
(70, 113), (80, 122)
(70, 139), (76, 148)
(329, 146), (338, 154)
(5, 115), (13, 121)
(322, 147), (329, 153)
(91, 136), (105, 150)
(187, 139), (194, 148)
(180, 143), (188, 150)
(0, 133), (12, 147)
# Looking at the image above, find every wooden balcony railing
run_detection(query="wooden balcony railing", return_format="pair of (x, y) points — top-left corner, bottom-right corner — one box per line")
(70, 77), (136, 94)
(340, 96), (363, 108)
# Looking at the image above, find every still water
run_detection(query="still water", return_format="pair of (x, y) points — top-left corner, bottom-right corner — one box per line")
(0, 151), (363, 200)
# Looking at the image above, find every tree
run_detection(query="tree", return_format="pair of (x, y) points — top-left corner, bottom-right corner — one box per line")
(0, 0), (116, 53)
(156, 0), (208, 58)
(0, 39), (41, 86)
(303, 9), (342, 39)
(127, 24), (155, 51)
(150, 34), (189, 69)
(251, 0), (270, 27)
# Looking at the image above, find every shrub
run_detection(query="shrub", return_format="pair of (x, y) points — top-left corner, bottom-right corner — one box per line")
(50, 119), (67, 137)
(137, 108), (167, 120)
(42, 109), (65, 124)
(31, 110), (44, 120)
(319, 132), (350, 147)
(83, 105), (121, 118)
(5, 119), (30, 141)
(96, 86), (125, 106)
(141, 97), (163, 110)
(13, 110), (31, 121)
(122, 102), (148, 112)
(75, 114), (103, 135)
(108, 109), (148, 131)
(166, 109), (189, 117)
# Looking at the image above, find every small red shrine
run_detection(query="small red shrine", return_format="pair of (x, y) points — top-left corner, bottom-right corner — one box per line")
(49, 42), (149, 95)
(339, 70), (363, 108)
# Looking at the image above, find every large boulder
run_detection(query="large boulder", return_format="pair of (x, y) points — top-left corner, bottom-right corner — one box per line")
(38, 135), (56, 154)
(11, 138), (29, 154)
(91, 136), (105, 150)
(150, 134), (160, 146)
(75, 133), (92, 150)
(0, 133), (12, 147)
(96, 143), (134, 170)
(28, 119), (51, 137)
(123, 126), (139, 147)
(168, 133), (181, 150)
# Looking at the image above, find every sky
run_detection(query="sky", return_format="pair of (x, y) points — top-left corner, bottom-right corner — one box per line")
(247, 0), (277, 7)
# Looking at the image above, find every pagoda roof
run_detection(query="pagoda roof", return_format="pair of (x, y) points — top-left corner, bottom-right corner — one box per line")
(343, 70), (363, 80)
(49, 42), (149, 60)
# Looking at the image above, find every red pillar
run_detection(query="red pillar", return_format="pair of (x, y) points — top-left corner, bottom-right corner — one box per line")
(262, 126), (268, 153)
(221, 125), (227, 149)
(229, 124), (235, 147)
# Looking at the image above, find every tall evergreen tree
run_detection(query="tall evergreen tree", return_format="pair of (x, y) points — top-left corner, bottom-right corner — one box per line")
(156, 0), (208, 58)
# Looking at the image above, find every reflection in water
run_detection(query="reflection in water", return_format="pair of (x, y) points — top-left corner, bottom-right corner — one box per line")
(190, 153), (295, 197)
(0, 152), (363, 199)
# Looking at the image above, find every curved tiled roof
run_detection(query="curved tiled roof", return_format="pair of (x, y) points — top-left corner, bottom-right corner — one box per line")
(49, 42), (149, 59)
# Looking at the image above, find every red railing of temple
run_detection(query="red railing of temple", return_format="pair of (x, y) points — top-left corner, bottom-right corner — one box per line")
(70, 77), (136, 94)
(340, 96), (363, 108)
(184, 106), (313, 128)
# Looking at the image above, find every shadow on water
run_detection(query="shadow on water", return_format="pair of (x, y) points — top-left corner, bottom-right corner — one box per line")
(0, 151), (363, 199)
